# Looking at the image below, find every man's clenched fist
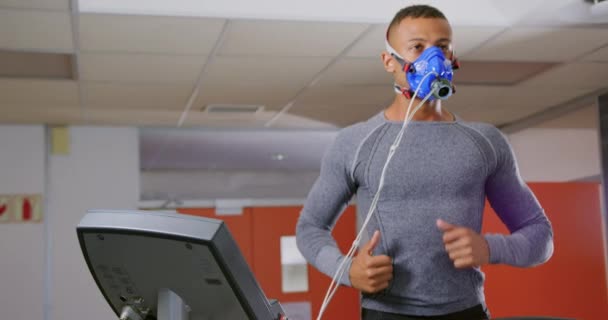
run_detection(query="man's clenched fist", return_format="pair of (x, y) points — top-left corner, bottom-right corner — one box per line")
(437, 219), (490, 268)
(349, 230), (393, 294)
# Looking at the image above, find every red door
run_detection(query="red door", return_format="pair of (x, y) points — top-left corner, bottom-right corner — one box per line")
(250, 206), (360, 320)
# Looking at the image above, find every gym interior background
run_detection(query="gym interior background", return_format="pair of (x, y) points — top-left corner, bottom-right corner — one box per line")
(1, 0), (607, 319)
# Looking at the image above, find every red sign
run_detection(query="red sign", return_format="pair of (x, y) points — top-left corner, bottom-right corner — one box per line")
(0, 194), (43, 223)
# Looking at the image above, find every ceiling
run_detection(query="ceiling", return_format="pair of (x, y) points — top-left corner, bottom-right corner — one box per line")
(0, 0), (607, 130)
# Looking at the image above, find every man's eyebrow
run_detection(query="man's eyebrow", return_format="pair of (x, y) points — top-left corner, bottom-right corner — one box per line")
(436, 38), (451, 43)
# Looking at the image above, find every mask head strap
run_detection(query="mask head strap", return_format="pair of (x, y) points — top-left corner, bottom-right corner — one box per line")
(385, 29), (409, 71)
(386, 29), (414, 97)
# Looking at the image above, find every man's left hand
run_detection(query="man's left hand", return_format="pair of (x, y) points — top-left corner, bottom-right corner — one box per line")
(436, 219), (490, 268)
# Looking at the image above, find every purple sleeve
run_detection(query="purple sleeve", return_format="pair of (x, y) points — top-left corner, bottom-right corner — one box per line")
(483, 129), (554, 267)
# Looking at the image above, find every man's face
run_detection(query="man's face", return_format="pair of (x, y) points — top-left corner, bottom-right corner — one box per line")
(389, 17), (453, 63)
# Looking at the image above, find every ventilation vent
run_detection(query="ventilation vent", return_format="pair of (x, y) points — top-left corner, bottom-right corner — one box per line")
(203, 104), (264, 114)
(0, 50), (74, 79)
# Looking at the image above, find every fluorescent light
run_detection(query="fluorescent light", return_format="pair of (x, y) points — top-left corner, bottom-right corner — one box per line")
(590, 0), (608, 17)
(557, 0), (608, 23)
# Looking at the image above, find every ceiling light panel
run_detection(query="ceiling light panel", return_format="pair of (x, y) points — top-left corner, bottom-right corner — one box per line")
(466, 27), (608, 62)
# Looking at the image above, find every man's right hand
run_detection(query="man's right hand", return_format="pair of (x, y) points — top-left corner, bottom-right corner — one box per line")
(349, 230), (393, 294)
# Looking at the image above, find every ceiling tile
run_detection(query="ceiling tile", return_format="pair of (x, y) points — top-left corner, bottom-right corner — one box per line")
(452, 26), (506, 57)
(0, 0), (69, 11)
(583, 45), (608, 62)
(181, 111), (335, 129)
(75, 0), (510, 27)
(457, 106), (534, 125)
(182, 110), (275, 128)
(444, 85), (512, 112)
(346, 24), (386, 58)
(80, 14), (225, 54)
(0, 78), (79, 106)
(0, 9), (73, 52)
(465, 27), (608, 62)
(316, 57), (391, 86)
(201, 56), (331, 87)
(83, 109), (180, 126)
(535, 104), (598, 129)
(296, 85), (391, 107)
(452, 86), (596, 125)
(80, 53), (205, 84)
(520, 62), (608, 89)
(446, 84), (594, 114)
(0, 106), (80, 124)
(0, 107), (182, 127)
(454, 60), (557, 85)
(487, 0), (549, 24)
(289, 103), (381, 127)
(82, 82), (191, 110)
(218, 20), (368, 57)
(346, 25), (505, 59)
(507, 87), (597, 110)
(195, 83), (299, 111)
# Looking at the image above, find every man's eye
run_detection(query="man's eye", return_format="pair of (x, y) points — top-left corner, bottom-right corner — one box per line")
(411, 44), (423, 51)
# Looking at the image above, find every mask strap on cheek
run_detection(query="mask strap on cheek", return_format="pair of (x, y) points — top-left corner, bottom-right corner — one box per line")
(448, 49), (459, 95)
(450, 51), (460, 70)
(394, 84), (413, 99)
(385, 31), (415, 99)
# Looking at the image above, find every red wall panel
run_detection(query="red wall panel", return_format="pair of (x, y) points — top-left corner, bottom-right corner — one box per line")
(250, 206), (360, 320)
(482, 183), (608, 320)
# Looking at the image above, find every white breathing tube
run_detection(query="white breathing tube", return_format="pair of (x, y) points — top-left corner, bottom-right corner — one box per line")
(315, 72), (440, 320)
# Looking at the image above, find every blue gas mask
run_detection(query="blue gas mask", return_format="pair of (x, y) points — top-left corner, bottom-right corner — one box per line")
(385, 33), (459, 101)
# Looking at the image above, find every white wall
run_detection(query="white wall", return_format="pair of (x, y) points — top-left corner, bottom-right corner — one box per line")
(47, 126), (139, 320)
(0, 125), (46, 320)
(0, 125), (139, 320)
(507, 128), (600, 182)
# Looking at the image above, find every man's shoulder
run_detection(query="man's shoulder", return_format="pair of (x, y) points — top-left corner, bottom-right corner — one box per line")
(456, 119), (513, 163)
(457, 119), (507, 144)
(335, 112), (384, 143)
(326, 113), (385, 162)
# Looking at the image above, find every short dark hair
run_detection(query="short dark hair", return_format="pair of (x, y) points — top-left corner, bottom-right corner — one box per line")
(388, 5), (448, 37)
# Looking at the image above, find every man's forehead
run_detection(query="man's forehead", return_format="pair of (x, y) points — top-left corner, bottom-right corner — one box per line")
(389, 17), (452, 42)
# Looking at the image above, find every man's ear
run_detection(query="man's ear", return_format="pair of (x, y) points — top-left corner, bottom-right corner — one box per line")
(381, 51), (397, 73)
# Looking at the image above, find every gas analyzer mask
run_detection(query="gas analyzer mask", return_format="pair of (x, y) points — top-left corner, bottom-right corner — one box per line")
(385, 31), (460, 101)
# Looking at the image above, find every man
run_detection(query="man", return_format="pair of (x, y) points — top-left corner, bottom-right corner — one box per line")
(295, 4), (554, 320)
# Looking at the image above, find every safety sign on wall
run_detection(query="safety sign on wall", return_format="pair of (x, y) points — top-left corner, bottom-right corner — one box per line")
(0, 194), (43, 223)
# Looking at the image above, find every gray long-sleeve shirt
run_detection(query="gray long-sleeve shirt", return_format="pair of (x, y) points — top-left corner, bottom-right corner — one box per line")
(296, 111), (554, 316)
